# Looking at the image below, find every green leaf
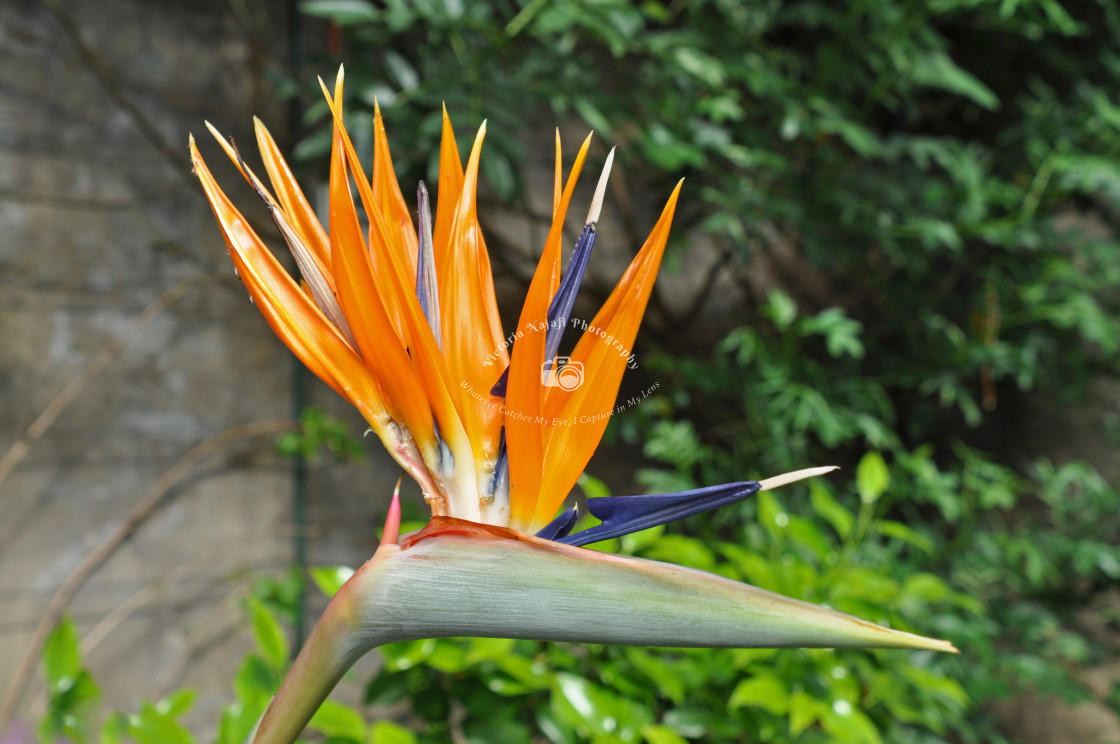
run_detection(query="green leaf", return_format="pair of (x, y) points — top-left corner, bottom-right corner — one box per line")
(910, 51), (999, 111)
(764, 289), (798, 330)
(383, 50), (419, 91)
(246, 597), (289, 673)
(364, 670), (411, 706)
(829, 566), (899, 605)
(551, 673), (652, 740)
(900, 572), (950, 603)
(620, 523), (665, 554)
(578, 473), (612, 501)
(787, 516), (830, 561)
(41, 667), (100, 744)
(757, 490), (789, 538)
(821, 701), (882, 744)
(298, 0), (379, 25)
(536, 704), (578, 744)
(856, 452), (890, 505)
(789, 691), (821, 736)
(462, 710), (533, 743)
(643, 420), (704, 469)
(874, 520), (934, 554)
(643, 534), (716, 572)
(900, 666), (969, 708)
(810, 482), (853, 539)
(381, 638), (436, 671)
(60, 669), (101, 709)
(624, 648), (685, 704)
(219, 698), (269, 744)
(309, 565), (356, 598)
(672, 48), (726, 87)
(156, 688), (196, 717)
(800, 308), (864, 358)
(728, 673), (789, 714)
(42, 617), (82, 694)
(426, 638), (469, 672)
(718, 543), (777, 590)
(308, 698), (367, 741)
(641, 724), (689, 744)
(101, 711), (130, 744)
(482, 149), (519, 202)
(235, 654), (279, 703)
(463, 636), (516, 665)
(130, 702), (196, 744)
(495, 653), (552, 691)
(573, 99), (614, 139)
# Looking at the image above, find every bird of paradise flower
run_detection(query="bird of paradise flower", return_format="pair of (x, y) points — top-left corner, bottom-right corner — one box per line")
(190, 68), (956, 744)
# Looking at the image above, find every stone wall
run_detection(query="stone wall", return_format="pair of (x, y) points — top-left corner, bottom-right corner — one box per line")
(0, 0), (400, 730)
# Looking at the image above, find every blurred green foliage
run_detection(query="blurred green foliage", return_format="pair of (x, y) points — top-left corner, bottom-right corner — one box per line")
(38, 618), (196, 744)
(280, 0), (1120, 740)
(35, 0), (1120, 742)
(277, 407), (367, 462)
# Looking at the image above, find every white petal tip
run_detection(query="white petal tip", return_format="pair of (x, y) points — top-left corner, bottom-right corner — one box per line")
(759, 465), (839, 491)
(586, 147), (616, 225)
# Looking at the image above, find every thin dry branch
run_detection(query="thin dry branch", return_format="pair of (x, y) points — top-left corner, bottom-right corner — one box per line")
(34, 0), (188, 181)
(0, 277), (200, 493)
(0, 418), (295, 730)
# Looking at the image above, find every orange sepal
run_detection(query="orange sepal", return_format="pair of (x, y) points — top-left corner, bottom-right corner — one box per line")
(531, 181), (683, 527)
(433, 105), (465, 267)
(504, 133), (593, 530)
(440, 122), (508, 463)
(325, 104), (438, 461)
(253, 118), (334, 290)
(190, 136), (390, 430)
(319, 75), (474, 484)
(551, 128), (561, 218)
(371, 100), (418, 285)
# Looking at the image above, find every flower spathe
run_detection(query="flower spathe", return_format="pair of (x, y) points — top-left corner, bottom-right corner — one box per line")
(192, 67), (956, 744)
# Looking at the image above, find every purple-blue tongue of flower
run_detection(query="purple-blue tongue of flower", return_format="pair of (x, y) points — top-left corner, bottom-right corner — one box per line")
(538, 481), (761, 546)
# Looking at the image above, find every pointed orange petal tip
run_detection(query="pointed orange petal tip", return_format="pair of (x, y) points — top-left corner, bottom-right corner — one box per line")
(203, 121), (233, 158)
(203, 120), (249, 176)
(552, 128), (561, 216)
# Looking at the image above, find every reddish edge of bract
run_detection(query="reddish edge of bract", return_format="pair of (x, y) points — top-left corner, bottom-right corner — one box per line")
(401, 516), (541, 549)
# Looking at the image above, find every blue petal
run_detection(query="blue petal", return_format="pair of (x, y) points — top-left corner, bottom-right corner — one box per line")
(488, 427), (509, 497)
(556, 481), (761, 547)
(490, 365), (508, 397)
(543, 222), (597, 363)
(535, 506), (579, 540)
(490, 222), (599, 398)
(415, 182), (441, 346)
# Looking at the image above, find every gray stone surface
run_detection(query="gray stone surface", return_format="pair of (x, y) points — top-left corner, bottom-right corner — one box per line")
(0, 0), (400, 731)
